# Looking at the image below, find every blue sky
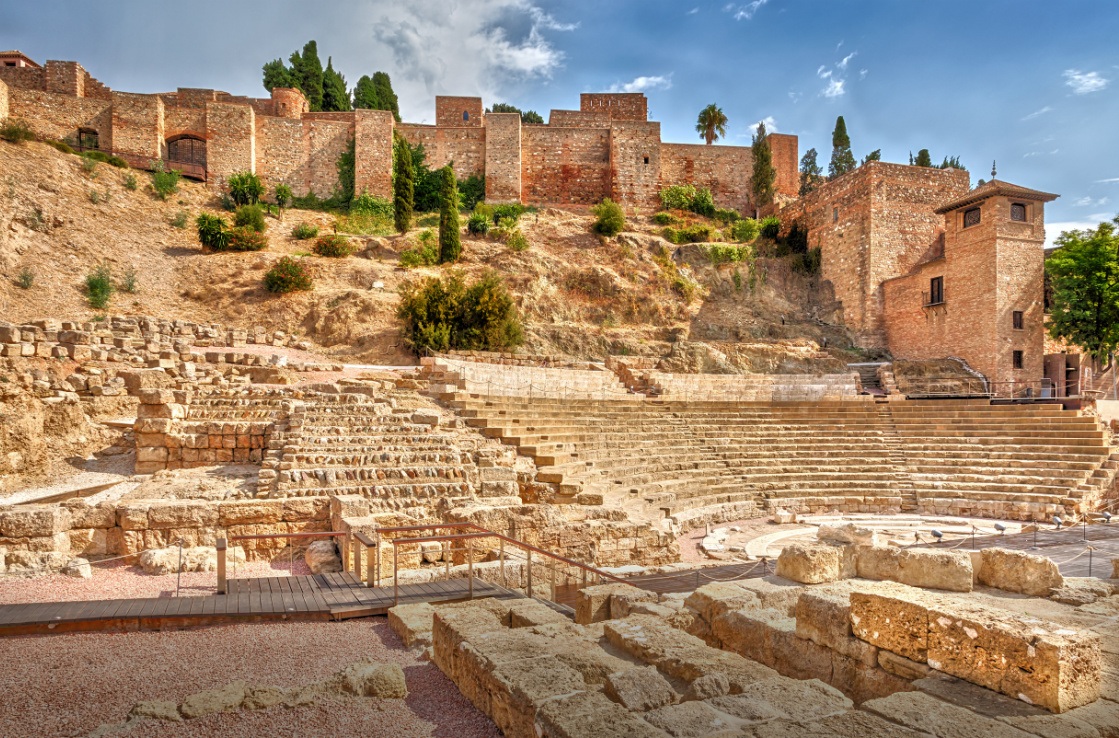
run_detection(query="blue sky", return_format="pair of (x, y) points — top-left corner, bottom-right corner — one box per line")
(3, 0), (1116, 242)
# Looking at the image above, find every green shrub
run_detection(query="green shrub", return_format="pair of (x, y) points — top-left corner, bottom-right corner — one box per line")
(491, 202), (527, 224)
(662, 223), (719, 244)
(150, 160), (180, 200)
(81, 155), (99, 177)
(170, 210), (189, 228)
(123, 173), (138, 191)
(82, 150), (127, 168)
(227, 171), (265, 206)
(46, 140), (74, 155)
(691, 188), (716, 217)
(397, 271), (523, 354)
(351, 193), (393, 218)
(652, 211), (677, 226)
(120, 266), (139, 293)
(438, 166), (461, 263)
(730, 218), (760, 243)
(458, 174), (486, 211)
(505, 229), (529, 252)
(706, 243), (751, 265)
(312, 234), (354, 257)
(84, 264), (114, 309)
(782, 222), (809, 254)
(652, 245), (697, 303)
(274, 183), (293, 212)
(196, 213), (230, 251)
(292, 222), (319, 240)
(794, 246), (822, 275)
(713, 207), (741, 225)
(473, 203), (495, 222)
(399, 229), (439, 267)
(234, 204), (267, 233)
(467, 211), (490, 235)
(88, 189), (102, 204)
(226, 226), (268, 252)
(759, 216), (781, 240)
(591, 198), (626, 237)
(659, 184), (696, 211)
(264, 256), (313, 293)
(16, 267), (34, 290)
(0, 119), (35, 144)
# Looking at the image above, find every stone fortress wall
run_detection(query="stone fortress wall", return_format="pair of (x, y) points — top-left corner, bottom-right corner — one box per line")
(0, 57), (798, 213)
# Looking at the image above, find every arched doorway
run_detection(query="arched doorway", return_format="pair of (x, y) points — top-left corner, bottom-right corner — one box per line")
(166, 135), (207, 180)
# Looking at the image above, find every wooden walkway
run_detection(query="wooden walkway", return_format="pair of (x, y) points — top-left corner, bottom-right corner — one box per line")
(0, 573), (521, 637)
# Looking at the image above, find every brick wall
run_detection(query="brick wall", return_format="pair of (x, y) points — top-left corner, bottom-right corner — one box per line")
(485, 113), (522, 202)
(7, 88), (112, 147)
(548, 110), (610, 127)
(770, 133), (799, 198)
(110, 92), (163, 160)
(163, 106), (207, 142)
(521, 125), (612, 205)
(0, 65), (45, 92)
(661, 143), (754, 213)
(205, 101), (255, 188)
(0, 78), (8, 121)
(354, 109), (394, 199)
(610, 121), (661, 210)
(396, 124), (486, 176)
(255, 115), (306, 191)
(304, 115), (350, 198)
(436, 96), (483, 127)
(44, 61), (84, 97)
(580, 93), (647, 121)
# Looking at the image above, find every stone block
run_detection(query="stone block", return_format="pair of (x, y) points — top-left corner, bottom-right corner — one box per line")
(750, 709), (945, 738)
(575, 583), (651, 624)
(849, 588), (931, 662)
(138, 388), (175, 405)
(134, 418), (174, 434)
(684, 582), (760, 623)
(135, 446), (169, 464)
(776, 542), (850, 584)
(896, 548), (973, 592)
(710, 677), (852, 724)
(864, 690), (1039, 738)
(536, 691), (670, 738)
(146, 501), (218, 530)
(926, 603), (1101, 713)
(818, 522), (878, 546)
(604, 666), (677, 712)
(218, 500), (284, 526)
(644, 700), (745, 736)
(878, 649), (933, 681)
(734, 576), (804, 616)
(68, 528), (109, 556)
(711, 609), (795, 668)
(506, 598), (570, 628)
(388, 602), (436, 648)
(0, 506), (70, 538)
(977, 548), (1064, 596)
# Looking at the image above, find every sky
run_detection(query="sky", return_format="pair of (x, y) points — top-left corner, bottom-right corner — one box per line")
(2, 0), (1116, 244)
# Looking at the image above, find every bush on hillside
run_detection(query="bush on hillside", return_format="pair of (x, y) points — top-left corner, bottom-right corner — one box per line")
(0, 119), (35, 144)
(660, 184), (697, 211)
(713, 207), (740, 224)
(399, 229), (439, 267)
(312, 234), (355, 257)
(274, 183), (293, 213)
(591, 198), (626, 237)
(196, 213), (230, 251)
(467, 211), (490, 235)
(227, 171), (265, 206)
(17, 267), (34, 290)
(234, 204), (267, 232)
(46, 139), (75, 155)
(491, 202), (527, 224)
(123, 173), (138, 191)
(352, 193), (393, 218)
(458, 174), (486, 211)
(691, 187), (716, 217)
(759, 216), (781, 240)
(652, 211), (678, 226)
(82, 150), (128, 168)
(397, 271), (523, 355)
(150, 160), (180, 200)
(730, 217), (760, 243)
(84, 264), (114, 309)
(292, 222), (319, 240)
(264, 256), (313, 293)
(662, 223), (720, 244)
(226, 226), (268, 252)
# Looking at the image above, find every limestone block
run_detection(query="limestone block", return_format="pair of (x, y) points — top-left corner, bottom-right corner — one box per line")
(1049, 578), (1116, 607)
(643, 700), (740, 736)
(135, 447), (169, 464)
(710, 677), (852, 724)
(421, 541), (443, 563)
(339, 662), (407, 698)
(734, 577), (804, 617)
(682, 672), (731, 702)
(864, 690), (1038, 738)
(977, 548), (1064, 596)
(610, 585), (660, 619)
(139, 545), (244, 574)
(68, 528), (108, 556)
(896, 548), (973, 592)
(926, 604), (1101, 713)
(63, 500), (116, 529)
(134, 418), (174, 434)
(218, 500), (285, 526)
(4, 551), (69, 574)
(491, 655), (588, 738)
(305, 540), (342, 574)
(506, 598), (570, 628)
(711, 609), (796, 669)
(138, 388), (175, 405)
(179, 681), (248, 719)
(137, 402), (186, 419)
(117, 369), (173, 392)
(849, 588), (931, 662)
(0, 506), (71, 538)
(750, 710), (939, 738)
(818, 522), (878, 546)
(575, 583), (653, 625)
(776, 542), (850, 584)
(604, 666), (677, 712)
(684, 582), (760, 624)
(146, 501), (218, 530)
(548, 641), (634, 687)
(388, 602), (436, 648)
(282, 496), (330, 522)
(878, 650), (933, 681)
(64, 557), (92, 578)
(129, 701), (182, 722)
(535, 691), (670, 738)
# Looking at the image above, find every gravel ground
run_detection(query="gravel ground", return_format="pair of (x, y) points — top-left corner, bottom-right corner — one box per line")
(0, 559), (313, 605)
(0, 619), (501, 738)
(677, 518), (775, 564)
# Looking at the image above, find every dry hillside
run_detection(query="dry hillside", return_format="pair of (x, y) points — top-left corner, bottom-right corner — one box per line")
(0, 140), (865, 369)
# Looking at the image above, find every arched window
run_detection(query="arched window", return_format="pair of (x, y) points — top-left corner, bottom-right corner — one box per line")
(463, 110), (470, 122)
(77, 128), (99, 151)
(167, 135), (207, 168)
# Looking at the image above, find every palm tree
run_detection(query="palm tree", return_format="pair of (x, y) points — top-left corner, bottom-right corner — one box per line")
(695, 104), (728, 145)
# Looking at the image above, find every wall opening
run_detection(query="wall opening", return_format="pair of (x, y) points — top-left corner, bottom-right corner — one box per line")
(167, 135), (207, 168)
(926, 276), (944, 306)
(76, 128), (99, 152)
(1012, 310), (1024, 330)
(1013, 350), (1024, 370)
(963, 206), (981, 228)
(1010, 203), (1027, 222)
(463, 110), (470, 122)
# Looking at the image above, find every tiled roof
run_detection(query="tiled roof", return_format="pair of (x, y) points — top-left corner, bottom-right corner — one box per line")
(935, 179), (1058, 213)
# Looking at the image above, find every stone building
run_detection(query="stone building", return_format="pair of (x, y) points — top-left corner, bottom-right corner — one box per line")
(0, 55), (799, 212)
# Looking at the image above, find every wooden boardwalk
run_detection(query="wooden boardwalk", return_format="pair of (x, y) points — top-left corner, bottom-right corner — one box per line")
(0, 573), (521, 637)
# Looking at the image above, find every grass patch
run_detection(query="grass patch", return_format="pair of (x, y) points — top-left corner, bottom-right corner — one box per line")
(84, 264), (114, 309)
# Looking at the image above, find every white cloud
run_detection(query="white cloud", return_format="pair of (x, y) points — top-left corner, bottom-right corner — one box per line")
(608, 75), (672, 93)
(859, 69), (868, 80)
(822, 78), (845, 98)
(1021, 105), (1053, 121)
(725, 0), (768, 20)
(1063, 69), (1109, 95)
(816, 51), (859, 98)
(687, 6), (699, 14)
(788, 90), (802, 103)
(1074, 196), (1109, 207)
(369, 0), (575, 121)
(1096, 177), (1119, 184)
(751, 116), (778, 134)
(1023, 149), (1059, 158)
(837, 52), (856, 71)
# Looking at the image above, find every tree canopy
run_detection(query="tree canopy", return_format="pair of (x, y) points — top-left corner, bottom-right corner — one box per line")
(1046, 217), (1119, 364)
(750, 121), (776, 207)
(828, 116), (855, 179)
(262, 42), (398, 117)
(696, 104), (728, 145)
(321, 57), (351, 112)
(393, 133), (415, 233)
(487, 103), (544, 125)
(354, 71), (401, 121)
(914, 148), (933, 167)
(438, 165), (462, 264)
(799, 148), (823, 196)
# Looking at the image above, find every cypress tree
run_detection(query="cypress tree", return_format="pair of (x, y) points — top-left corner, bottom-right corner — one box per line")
(372, 72), (401, 122)
(799, 148), (822, 195)
(750, 121), (776, 206)
(352, 75), (380, 110)
(321, 57), (351, 112)
(291, 41), (324, 112)
(393, 134), (415, 233)
(914, 149), (933, 167)
(828, 116), (856, 179)
(262, 59), (295, 92)
(438, 165), (462, 263)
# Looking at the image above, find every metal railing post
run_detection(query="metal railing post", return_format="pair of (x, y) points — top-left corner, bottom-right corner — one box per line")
(393, 545), (399, 607)
(216, 537), (227, 594)
(468, 539), (474, 599)
(527, 549), (533, 597)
